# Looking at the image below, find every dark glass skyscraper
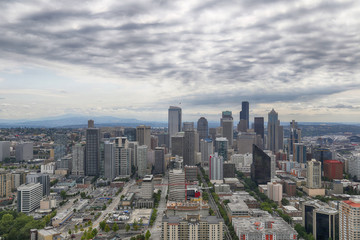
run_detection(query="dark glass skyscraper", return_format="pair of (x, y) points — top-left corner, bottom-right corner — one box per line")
(254, 117), (264, 140)
(240, 101), (249, 129)
(197, 117), (208, 141)
(251, 144), (271, 184)
(86, 126), (100, 176)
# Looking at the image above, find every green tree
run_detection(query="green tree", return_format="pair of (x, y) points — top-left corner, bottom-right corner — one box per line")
(99, 220), (106, 231)
(112, 223), (119, 232)
(281, 198), (290, 206)
(133, 220), (139, 231)
(125, 224), (130, 232)
(104, 224), (110, 232)
(145, 230), (151, 240)
(60, 190), (67, 200)
(91, 228), (98, 237)
(68, 229), (72, 235)
(139, 218), (143, 226)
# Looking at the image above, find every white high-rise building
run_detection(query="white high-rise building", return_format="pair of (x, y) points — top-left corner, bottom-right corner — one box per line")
(0, 141), (10, 161)
(72, 144), (85, 176)
(307, 159), (322, 189)
(168, 106), (182, 148)
(340, 197), (360, 240)
(169, 169), (185, 201)
(200, 139), (213, 167)
(17, 183), (42, 213)
(209, 153), (223, 180)
(137, 145), (148, 177)
(104, 142), (116, 180)
(348, 153), (360, 179)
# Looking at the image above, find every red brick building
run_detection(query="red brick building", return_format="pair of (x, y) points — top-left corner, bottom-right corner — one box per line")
(324, 160), (343, 180)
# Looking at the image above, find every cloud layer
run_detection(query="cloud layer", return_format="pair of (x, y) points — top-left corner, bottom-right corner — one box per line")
(0, 0), (359, 122)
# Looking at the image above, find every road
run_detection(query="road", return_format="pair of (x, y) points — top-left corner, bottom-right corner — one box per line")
(198, 168), (232, 240)
(149, 174), (168, 240)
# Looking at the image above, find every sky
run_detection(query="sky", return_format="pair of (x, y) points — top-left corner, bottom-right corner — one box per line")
(0, 0), (359, 123)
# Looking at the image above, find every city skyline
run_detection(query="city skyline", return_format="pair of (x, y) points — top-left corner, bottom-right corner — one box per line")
(0, 0), (359, 122)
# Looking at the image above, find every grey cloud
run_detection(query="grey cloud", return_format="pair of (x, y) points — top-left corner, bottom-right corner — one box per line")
(328, 104), (360, 109)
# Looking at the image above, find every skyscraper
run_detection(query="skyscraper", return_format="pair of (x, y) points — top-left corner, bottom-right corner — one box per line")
(220, 111), (233, 147)
(16, 142), (33, 162)
(154, 147), (165, 174)
(85, 126), (100, 176)
(307, 159), (322, 189)
(72, 144), (85, 176)
(17, 183), (42, 213)
(240, 101), (249, 129)
(136, 125), (151, 147)
(267, 109), (283, 153)
(183, 122), (194, 131)
(197, 117), (208, 141)
(0, 141), (10, 161)
(209, 153), (223, 180)
(289, 120), (301, 155)
(254, 117), (264, 141)
(168, 106), (182, 148)
(340, 197), (360, 239)
(104, 141), (116, 180)
(137, 145), (148, 177)
(200, 139), (213, 167)
(215, 137), (228, 161)
(26, 173), (50, 196)
(251, 144), (272, 184)
(294, 143), (306, 163)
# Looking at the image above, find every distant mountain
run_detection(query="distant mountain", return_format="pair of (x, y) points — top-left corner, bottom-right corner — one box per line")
(0, 115), (167, 128)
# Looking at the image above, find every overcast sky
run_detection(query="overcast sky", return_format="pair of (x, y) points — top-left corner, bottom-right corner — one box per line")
(0, 0), (359, 123)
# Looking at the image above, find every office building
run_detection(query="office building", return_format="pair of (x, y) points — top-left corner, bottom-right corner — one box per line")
(154, 147), (165, 174)
(137, 145), (148, 177)
(307, 159), (322, 189)
(237, 132), (256, 154)
(0, 141), (10, 161)
(124, 127), (136, 141)
(168, 106), (182, 148)
(53, 134), (67, 161)
(200, 138), (213, 167)
(210, 153), (223, 180)
(141, 175), (154, 199)
(182, 122), (194, 131)
(118, 147), (131, 176)
(240, 101), (249, 129)
(340, 197), (360, 240)
(72, 144), (85, 176)
(294, 143), (307, 163)
(16, 142), (33, 161)
(267, 182), (282, 203)
(171, 132), (184, 157)
(233, 216), (297, 240)
(104, 142), (116, 180)
(223, 163), (235, 178)
(267, 109), (283, 153)
(0, 172), (12, 198)
(183, 130), (196, 166)
(289, 120), (301, 155)
(313, 147), (333, 165)
(197, 117), (208, 141)
(162, 215), (224, 240)
(254, 117), (264, 142)
(221, 111), (233, 147)
(88, 119), (94, 128)
(237, 119), (248, 133)
(215, 137), (228, 161)
(136, 125), (151, 147)
(156, 133), (170, 149)
(251, 144), (272, 184)
(17, 183), (42, 213)
(348, 153), (360, 179)
(283, 180), (296, 196)
(85, 127), (100, 176)
(184, 165), (198, 181)
(128, 141), (138, 168)
(168, 169), (185, 201)
(324, 160), (343, 180)
(26, 173), (50, 196)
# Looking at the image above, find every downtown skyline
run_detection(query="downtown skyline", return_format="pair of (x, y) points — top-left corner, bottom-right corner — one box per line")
(0, 0), (359, 122)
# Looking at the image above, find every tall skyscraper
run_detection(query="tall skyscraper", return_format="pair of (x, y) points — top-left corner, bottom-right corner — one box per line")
(183, 130), (196, 166)
(154, 147), (165, 174)
(136, 125), (151, 147)
(85, 126), (100, 176)
(197, 117), (208, 141)
(215, 137), (228, 161)
(171, 132), (185, 157)
(240, 101), (249, 129)
(200, 139), (213, 167)
(137, 145), (148, 177)
(104, 141), (116, 180)
(124, 127), (137, 141)
(209, 153), (223, 180)
(289, 120), (301, 155)
(307, 159), (322, 189)
(251, 144), (272, 184)
(88, 119), (94, 128)
(169, 169), (186, 201)
(72, 144), (85, 176)
(168, 106), (182, 148)
(220, 111), (233, 148)
(294, 143), (306, 163)
(183, 122), (194, 131)
(267, 109), (283, 153)
(254, 117), (264, 141)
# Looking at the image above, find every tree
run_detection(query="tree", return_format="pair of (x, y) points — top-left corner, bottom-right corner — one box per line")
(104, 224), (110, 232)
(91, 228), (98, 237)
(281, 198), (290, 206)
(68, 229), (72, 235)
(133, 220), (139, 231)
(125, 224), (130, 232)
(60, 190), (67, 200)
(112, 223), (119, 232)
(99, 220), (106, 231)
(145, 230), (151, 240)
(139, 218), (143, 226)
